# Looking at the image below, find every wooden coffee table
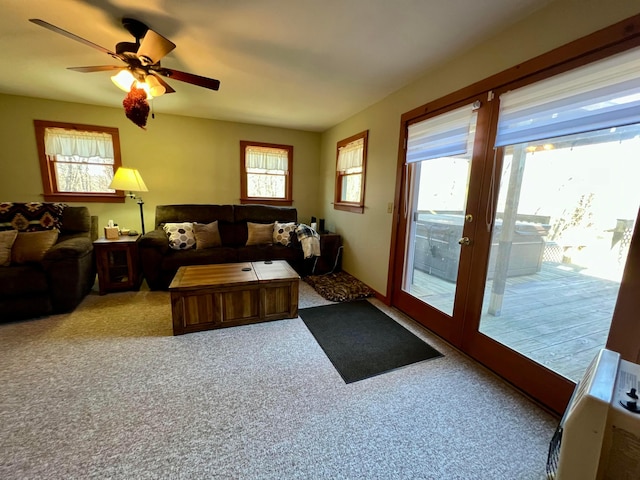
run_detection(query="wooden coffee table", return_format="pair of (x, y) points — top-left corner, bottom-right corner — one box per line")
(169, 260), (299, 335)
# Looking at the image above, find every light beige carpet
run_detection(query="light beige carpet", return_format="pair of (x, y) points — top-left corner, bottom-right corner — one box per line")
(0, 279), (557, 479)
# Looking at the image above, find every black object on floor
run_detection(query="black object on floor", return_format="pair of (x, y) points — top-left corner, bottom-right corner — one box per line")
(299, 300), (443, 383)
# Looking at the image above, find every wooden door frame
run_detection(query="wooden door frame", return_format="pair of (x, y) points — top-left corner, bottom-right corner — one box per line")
(390, 94), (494, 347)
(386, 13), (640, 414)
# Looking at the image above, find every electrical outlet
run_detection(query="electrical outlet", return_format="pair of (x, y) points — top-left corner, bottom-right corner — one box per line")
(387, 202), (393, 213)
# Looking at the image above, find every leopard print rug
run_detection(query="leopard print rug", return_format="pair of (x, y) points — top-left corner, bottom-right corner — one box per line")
(303, 271), (375, 303)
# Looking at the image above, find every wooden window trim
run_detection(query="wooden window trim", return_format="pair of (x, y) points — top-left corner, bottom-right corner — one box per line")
(240, 140), (293, 206)
(334, 130), (368, 214)
(34, 120), (124, 203)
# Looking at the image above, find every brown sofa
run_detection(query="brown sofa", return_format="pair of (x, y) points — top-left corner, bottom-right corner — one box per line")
(0, 205), (97, 321)
(139, 204), (306, 290)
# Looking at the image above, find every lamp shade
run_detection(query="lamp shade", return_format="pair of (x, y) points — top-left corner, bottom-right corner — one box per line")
(109, 167), (148, 192)
(111, 69), (136, 92)
(145, 74), (166, 97)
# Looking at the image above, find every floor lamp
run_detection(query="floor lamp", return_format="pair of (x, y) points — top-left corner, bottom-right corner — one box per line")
(108, 167), (149, 234)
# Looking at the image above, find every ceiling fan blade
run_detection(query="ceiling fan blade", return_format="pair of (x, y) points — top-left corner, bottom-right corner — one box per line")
(148, 73), (175, 94)
(137, 29), (176, 65)
(29, 19), (120, 60)
(154, 68), (220, 91)
(68, 65), (122, 73)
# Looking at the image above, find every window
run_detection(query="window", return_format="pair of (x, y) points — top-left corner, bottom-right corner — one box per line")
(334, 130), (368, 213)
(34, 120), (124, 202)
(240, 141), (293, 205)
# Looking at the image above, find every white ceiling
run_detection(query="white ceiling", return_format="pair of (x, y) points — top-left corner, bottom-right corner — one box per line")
(0, 0), (551, 132)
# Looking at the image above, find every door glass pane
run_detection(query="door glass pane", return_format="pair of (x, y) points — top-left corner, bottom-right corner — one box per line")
(403, 113), (477, 316)
(479, 125), (640, 382)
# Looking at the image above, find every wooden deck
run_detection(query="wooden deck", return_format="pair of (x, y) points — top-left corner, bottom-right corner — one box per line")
(409, 262), (620, 382)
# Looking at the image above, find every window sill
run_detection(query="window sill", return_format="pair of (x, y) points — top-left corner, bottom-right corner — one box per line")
(43, 193), (125, 203)
(334, 203), (364, 214)
(240, 198), (293, 206)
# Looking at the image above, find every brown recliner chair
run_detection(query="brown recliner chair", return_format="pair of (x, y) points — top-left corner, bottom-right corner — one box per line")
(0, 205), (97, 321)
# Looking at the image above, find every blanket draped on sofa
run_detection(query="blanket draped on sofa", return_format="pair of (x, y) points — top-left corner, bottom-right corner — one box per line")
(296, 224), (321, 259)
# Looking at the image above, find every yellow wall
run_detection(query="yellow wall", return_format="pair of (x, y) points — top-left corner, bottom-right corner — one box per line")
(318, 0), (640, 295)
(0, 94), (321, 233)
(1, 0), (639, 296)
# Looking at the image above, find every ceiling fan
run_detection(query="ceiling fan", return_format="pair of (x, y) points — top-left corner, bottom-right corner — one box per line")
(29, 17), (220, 127)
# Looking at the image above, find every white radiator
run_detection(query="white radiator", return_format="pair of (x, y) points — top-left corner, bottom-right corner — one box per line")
(547, 348), (640, 479)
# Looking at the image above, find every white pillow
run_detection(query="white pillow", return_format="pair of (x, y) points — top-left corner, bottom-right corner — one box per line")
(163, 222), (196, 250)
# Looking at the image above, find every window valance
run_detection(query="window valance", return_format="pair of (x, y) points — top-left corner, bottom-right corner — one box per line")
(337, 138), (364, 172)
(245, 146), (289, 171)
(44, 128), (114, 159)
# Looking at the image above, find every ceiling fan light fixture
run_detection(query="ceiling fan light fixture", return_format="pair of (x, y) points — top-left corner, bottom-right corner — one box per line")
(30, 17), (221, 123)
(111, 69), (136, 92)
(145, 74), (166, 97)
(134, 80), (153, 99)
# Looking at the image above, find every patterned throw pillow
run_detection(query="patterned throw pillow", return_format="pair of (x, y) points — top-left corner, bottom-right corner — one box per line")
(273, 221), (297, 246)
(163, 222), (196, 250)
(246, 222), (275, 246)
(0, 202), (65, 232)
(193, 221), (222, 249)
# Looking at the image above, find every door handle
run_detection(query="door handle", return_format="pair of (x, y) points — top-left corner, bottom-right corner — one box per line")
(458, 237), (471, 246)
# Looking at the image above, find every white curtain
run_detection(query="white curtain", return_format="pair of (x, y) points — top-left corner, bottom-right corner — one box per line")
(495, 46), (640, 147)
(337, 138), (364, 172)
(246, 146), (288, 171)
(44, 128), (114, 159)
(406, 104), (477, 163)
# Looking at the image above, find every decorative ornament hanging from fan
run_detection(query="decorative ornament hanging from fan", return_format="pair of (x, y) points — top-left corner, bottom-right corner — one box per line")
(123, 86), (150, 129)
(29, 17), (221, 128)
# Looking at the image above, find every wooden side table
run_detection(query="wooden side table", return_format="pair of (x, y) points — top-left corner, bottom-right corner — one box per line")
(93, 235), (142, 295)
